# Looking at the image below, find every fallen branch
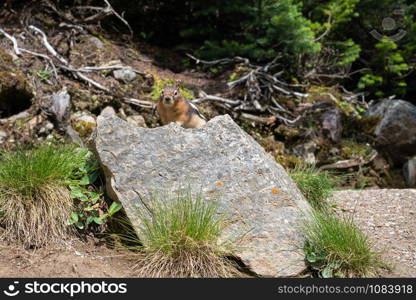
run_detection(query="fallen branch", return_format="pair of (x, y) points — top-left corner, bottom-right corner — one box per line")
(186, 53), (251, 66)
(20, 48), (59, 81)
(63, 65), (146, 76)
(240, 113), (276, 125)
(123, 97), (154, 109)
(103, 0), (133, 37)
(318, 150), (378, 172)
(0, 110), (31, 125)
(1, 28), (60, 81)
(75, 71), (109, 92)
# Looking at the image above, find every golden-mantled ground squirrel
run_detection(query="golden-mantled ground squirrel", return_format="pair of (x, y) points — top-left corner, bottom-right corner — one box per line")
(156, 85), (207, 128)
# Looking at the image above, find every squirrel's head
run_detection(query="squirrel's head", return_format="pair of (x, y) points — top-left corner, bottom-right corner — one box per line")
(160, 85), (181, 107)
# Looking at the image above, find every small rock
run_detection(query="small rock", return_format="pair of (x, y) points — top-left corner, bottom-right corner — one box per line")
(372, 154), (389, 171)
(0, 72), (33, 118)
(74, 114), (96, 126)
(126, 115), (147, 128)
(113, 69), (137, 83)
(293, 141), (317, 165)
(88, 36), (105, 49)
(321, 109), (343, 143)
(38, 121), (54, 134)
(49, 88), (71, 132)
(46, 122), (54, 130)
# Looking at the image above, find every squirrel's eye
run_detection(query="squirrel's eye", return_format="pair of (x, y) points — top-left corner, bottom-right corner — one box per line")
(174, 90), (178, 96)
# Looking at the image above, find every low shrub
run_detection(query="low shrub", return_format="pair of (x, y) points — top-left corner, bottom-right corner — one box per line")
(289, 165), (338, 211)
(302, 210), (384, 277)
(124, 190), (240, 278)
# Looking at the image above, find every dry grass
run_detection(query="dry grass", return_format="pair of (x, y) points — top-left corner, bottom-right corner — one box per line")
(0, 144), (88, 247)
(132, 246), (242, 278)
(0, 185), (74, 247)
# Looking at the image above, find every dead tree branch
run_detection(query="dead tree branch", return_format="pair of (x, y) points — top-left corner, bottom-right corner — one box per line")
(188, 54), (308, 125)
(29, 25), (110, 92)
(71, 0), (133, 36)
(123, 98), (155, 109)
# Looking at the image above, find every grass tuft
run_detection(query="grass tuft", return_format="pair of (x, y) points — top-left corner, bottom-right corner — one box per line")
(120, 190), (241, 278)
(0, 144), (89, 247)
(302, 210), (384, 277)
(289, 164), (338, 211)
(290, 164), (384, 277)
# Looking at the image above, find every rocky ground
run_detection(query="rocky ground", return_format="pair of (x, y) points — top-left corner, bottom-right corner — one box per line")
(0, 239), (133, 277)
(333, 189), (416, 277)
(0, 188), (414, 278)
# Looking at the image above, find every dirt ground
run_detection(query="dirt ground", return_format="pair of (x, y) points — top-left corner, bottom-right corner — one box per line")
(0, 238), (135, 278)
(332, 189), (416, 278)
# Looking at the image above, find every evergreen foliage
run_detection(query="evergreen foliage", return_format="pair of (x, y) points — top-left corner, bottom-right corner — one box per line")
(14, 0), (416, 101)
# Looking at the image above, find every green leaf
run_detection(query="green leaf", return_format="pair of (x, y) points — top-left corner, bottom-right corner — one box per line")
(329, 262), (341, 269)
(69, 185), (80, 191)
(93, 217), (104, 225)
(79, 175), (90, 185)
(79, 194), (89, 202)
(86, 216), (95, 224)
(88, 192), (101, 204)
(70, 187), (84, 199)
(88, 172), (99, 184)
(71, 212), (79, 223)
(67, 218), (76, 225)
(100, 214), (109, 221)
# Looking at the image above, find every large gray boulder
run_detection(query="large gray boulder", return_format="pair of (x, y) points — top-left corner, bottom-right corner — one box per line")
(365, 99), (416, 164)
(93, 114), (310, 277)
(403, 156), (416, 188)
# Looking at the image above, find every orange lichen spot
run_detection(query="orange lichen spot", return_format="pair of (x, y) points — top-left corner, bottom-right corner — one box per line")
(215, 181), (223, 187)
(271, 188), (280, 194)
